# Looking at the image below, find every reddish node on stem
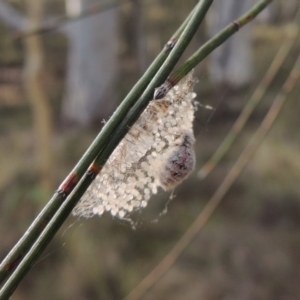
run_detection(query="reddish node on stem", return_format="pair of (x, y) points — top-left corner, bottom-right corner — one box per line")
(3, 254), (23, 272)
(57, 173), (79, 198)
(87, 164), (101, 180)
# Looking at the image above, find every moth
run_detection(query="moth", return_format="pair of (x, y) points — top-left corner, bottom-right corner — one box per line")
(73, 72), (197, 219)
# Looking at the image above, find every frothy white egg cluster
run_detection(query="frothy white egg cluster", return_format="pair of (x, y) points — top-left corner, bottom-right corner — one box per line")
(73, 72), (197, 219)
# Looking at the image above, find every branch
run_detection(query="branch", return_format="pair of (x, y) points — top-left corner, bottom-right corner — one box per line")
(154, 0), (274, 99)
(0, 1), (196, 287)
(198, 7), (300, 179)
(0, 0), (273, 297)
(0, 1), (213, 297)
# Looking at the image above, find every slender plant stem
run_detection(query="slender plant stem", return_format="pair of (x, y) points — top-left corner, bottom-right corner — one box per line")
(155, 0), (273, 97)
(0, 1), (213, 298)
(0, 3), (195, 286)
(198, 7), (300, 179)
(124, 50), (300, 300)
(0, 0), (271, 293)
(0, 0), (272, 291)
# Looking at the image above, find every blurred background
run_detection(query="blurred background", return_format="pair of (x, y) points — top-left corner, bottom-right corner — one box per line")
(0, 0), (300, 299)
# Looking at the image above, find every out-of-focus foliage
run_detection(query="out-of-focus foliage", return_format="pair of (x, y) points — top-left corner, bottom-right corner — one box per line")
(0, 0), (300, 299)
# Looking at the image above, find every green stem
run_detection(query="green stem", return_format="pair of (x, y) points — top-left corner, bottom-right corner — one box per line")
(0, 0), (273, 296)
(156, 0), (274, 98)
(0, 3), (194, 287)
(198, 6), (300, 178)
(0, 1), (212, 298)
(125, 50), (300, 300)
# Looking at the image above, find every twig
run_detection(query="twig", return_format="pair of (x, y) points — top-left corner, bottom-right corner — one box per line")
(0, 0), (273, 295)
(0, 1), (213, 298)
(154, 0), (274, 100)
(198, 8), (300, 179)
(124, 48), (300, 300)
(0, 0), (271, 294)
(0, 2), (195, 287)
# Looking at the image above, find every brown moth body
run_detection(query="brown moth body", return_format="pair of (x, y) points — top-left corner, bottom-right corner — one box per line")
(160, 132), (195, 190)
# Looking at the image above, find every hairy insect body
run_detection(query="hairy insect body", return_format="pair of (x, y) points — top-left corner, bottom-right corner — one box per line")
(160, 133), (195, 190)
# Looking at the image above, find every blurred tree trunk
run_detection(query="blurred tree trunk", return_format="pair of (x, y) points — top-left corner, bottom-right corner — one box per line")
(207, 0), (254, 89)
(62, 0), (119, 126)
(134, 0), (147, 72)
(24, 0), (53, 193)
(124, 0), (147, 72)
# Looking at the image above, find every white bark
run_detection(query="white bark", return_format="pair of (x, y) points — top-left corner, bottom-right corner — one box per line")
(207, 0), (254, 88)
(62, 0), (119, 126)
